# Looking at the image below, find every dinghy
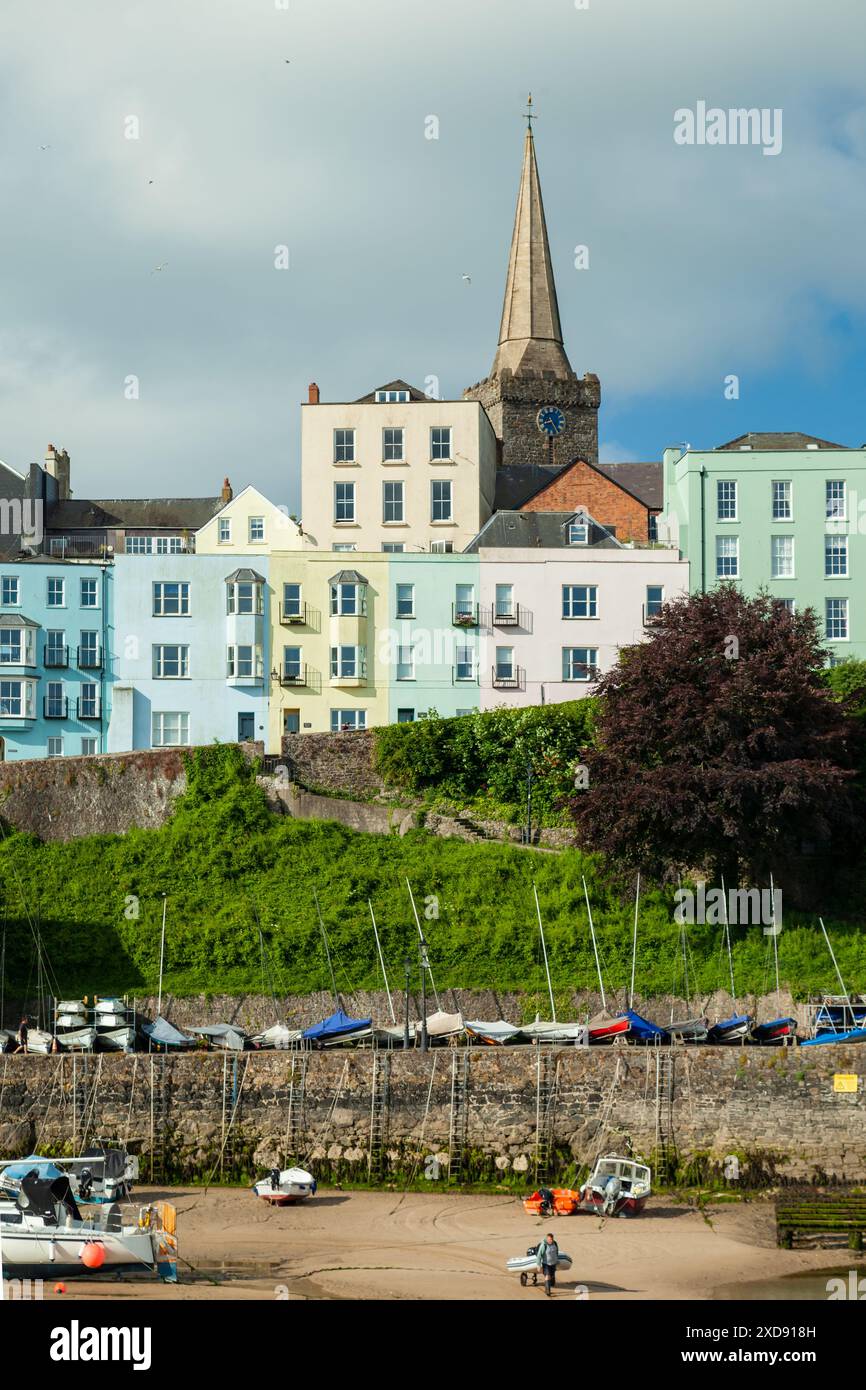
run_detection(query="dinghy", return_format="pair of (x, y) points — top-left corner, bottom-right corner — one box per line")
(424, 1009), (464, 1039)
(587, 1012), (630, 1044)
(0, 1170), (176, 1279)
(252, 1166), (316, 1205)
(141, 1016), (195, 1050)
(57, 1026), (97, 1052)
(751, 1017), (798, 1044)
(187, 1024), (248, 1052)
(580, 1155), (651, 1216)
(251, 1023), (302, 1050)
(519, 1020), (589, 1045)
(666, 1018), (708, 1043)
(707, 1013), (753, 1044)
(801, 1027), (866, 1047)
(23, 1028), (56, 1055)
(464, 1019), (521, 1045)
(507, 1247), (573, 1287)
(302, 1009), (372, 1047)
(93, 997), (128, 1016)
(95, 1025), (136, 1052)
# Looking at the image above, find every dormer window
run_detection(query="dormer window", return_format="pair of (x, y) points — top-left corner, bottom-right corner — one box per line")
(376, 389), (410, 402)
(567, 518), (589, 546)
(225, 569), (265, 615)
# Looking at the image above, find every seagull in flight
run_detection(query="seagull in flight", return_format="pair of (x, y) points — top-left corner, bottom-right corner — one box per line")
(151, 262), (168, 275)
(462, 274), (471, 284)
(40, 144), (51, 151)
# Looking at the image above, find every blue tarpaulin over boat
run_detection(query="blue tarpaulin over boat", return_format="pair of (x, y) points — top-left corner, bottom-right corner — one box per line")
(302, 1009), (372, 1041)
(801, 1027), (866, 1047)
(0, 1157), (64, 1182)
(622, 1010), (668, 1041)
(141, 1016), (195, 1048)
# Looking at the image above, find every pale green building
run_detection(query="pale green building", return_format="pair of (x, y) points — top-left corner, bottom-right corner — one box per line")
(661, 432), (866, 661)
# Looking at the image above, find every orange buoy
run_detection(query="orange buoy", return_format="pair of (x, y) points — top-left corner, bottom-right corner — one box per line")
(54, 1282), (67, 1295)
(80, 1241), (105, 1269)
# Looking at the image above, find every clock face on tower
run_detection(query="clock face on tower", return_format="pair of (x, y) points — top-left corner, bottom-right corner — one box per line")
(537, 406), (566, 437)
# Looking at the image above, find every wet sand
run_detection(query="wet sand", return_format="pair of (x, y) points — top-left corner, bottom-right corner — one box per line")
(30, 1187), (862, 1301)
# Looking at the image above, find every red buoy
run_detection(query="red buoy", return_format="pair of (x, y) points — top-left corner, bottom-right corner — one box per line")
(80, 1241), (105, 1269)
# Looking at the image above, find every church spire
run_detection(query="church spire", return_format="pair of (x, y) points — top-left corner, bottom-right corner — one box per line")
(491, 105), (573, 380)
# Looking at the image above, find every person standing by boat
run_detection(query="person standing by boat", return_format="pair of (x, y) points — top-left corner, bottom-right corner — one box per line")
(535, 1232), (560, 1297)
(14, 1016), (29, 1054)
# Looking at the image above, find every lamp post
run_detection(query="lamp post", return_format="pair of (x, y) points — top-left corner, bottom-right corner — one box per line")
(403, 957), (412, 1050)
(419, 943), (430, 1053)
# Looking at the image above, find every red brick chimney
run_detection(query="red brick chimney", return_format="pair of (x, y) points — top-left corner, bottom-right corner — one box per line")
(308, 382), (320, 404)
(221, 477), (233, 504)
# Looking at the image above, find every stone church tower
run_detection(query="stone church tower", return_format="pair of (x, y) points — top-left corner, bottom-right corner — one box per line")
(464, 118), (600, 469)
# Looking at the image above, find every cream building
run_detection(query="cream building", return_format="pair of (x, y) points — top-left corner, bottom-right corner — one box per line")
(267, 549), (390, 744)
(299, 380), (497, 554)
(195, 483), (305, 554)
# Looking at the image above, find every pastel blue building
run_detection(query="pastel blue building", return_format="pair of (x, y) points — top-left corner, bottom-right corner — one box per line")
(0, 558), (112, 761)
(386, 553), (481, 723)
(108, 554), (271, 751)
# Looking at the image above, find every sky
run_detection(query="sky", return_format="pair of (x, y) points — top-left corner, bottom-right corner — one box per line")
(1, 0), (865, 515)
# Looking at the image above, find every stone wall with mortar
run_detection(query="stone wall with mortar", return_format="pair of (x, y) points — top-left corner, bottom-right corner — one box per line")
(1, 1045), (862, 1184)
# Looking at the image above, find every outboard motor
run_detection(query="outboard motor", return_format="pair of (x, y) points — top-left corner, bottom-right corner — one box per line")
(269, 1167), (281, 1192)
(601, 1174), (622, 1216)
(78, 1167), (93, 1201)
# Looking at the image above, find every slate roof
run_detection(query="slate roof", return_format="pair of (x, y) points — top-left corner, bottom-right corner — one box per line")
(328, 569), (368, 585)
(464, 510), (621, 552)
(45, 497), (222, 530)
(354, 380), (431, 404)
(717, 432), (848, 451)
(594, 461), (663, 510)
(224, 568), (266, 584)
(0, 612), (39, 627)
(494, 462), (570, 511)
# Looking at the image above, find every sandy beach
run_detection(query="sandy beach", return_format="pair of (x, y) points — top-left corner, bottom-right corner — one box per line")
(24, 1187), (861, 1302)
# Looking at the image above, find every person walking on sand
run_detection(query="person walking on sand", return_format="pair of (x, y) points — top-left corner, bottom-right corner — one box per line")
(536, 1231), (560, 1297)
(14, 1016), (29, 1054)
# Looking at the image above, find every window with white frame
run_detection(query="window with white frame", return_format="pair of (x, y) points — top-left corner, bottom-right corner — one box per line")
(153, 581), (190, 616)
(396, 583), (414, 618)
(383, 427), (404, 462)
(218, 517), (231, 544)
(334, 428), (355, 462)
(248, 517), (265, 543)
(153, 644), (190, 678)
(47, 737), (63, 757)
(227, 644), (262, 679)
(0, 679), (34, 717)
(770, 536), (794, 579)
(717, 479), (738, 520)
(47, 577), (65, 607)
(156, 537), (184, 555)
(81, 737), (97, 756)
(645, 585), (664, 619)
(431, 426), (452, 460)
(334, 481), (355, 522)
(397, 708), (415, 723)
(226, 580), (263, 615)
(282, 582), (302, 617)
(562, 584), (598, 619)
(375, 389), (409, 402)
(431, 479), (452, 522)
(495, 646), (515, 680)
(330, 645), (366, 679)
(495, 583), (514, 618)
(825, 533), (848, 577)
(125, 536), (150, 554)
(0, 629), (24, 664)
(1, 576), (19, 606)
(283, 645), (302, 679)
(562, 647), (598, 682)
(455, 583), (475, 618)
(80, 578), (99, 608)
(778, 598), (796, 613)
(567, 518), (588, 545)
(152, 712), (190, 747)
(45, 630), (66, 665)
(772, 480), (792, 520)
(383, 480), (404, 523)
(826, 480), (846, 520)
(716, 535), (739, 578)
(431, 540), (453, 553)
(45, 681), (65, 717)
(330, 708), (367, 731)
(78, 631), (100, 669)
(79, 682), (99, 718)
(382, 542), (404, 552)
(396, 644), (414, 680)
(826, 597), (849, 640)
(330, 581), (365, 616)
(455, 645), (475, 681)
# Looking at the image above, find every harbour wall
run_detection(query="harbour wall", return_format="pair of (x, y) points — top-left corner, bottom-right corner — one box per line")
(0, 1047), (863, 1185)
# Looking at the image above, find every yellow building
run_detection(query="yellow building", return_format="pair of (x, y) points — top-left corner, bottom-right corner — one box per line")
(195, 483), (305, 555)
(268, 550), (390, 743)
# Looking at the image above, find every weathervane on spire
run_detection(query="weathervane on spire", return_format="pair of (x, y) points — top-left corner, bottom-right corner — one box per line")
(525, 92), (536, 129)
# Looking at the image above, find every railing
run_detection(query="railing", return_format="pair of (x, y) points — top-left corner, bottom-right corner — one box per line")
(492, 604), (520, 627)
(492, 665), (523, 691)
(76, 697), (102, 721)
(452, 604), (479, 628)
(43, 697), (68, 719)
(44, 646), (69, 668)
(47, 537), (113, 560)
(280, 603), (309, 626)
(77, 646), (103, 671)
(279, 663), (308, 687)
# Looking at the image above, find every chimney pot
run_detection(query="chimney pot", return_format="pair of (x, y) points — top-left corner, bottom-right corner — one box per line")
(221, 477), (233, 504)
(308, 382), (320, 405)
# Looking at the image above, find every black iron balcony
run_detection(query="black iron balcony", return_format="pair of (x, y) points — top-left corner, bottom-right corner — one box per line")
(492, 665), (523, 691)
(279, 663), (308, 687)
(492, 604), (521, 627)
(280, 602), (309, 626)
(452, 603), (479, 628)
(77, 646), (103, 671)
(76, 697), (102, 721)
(44, 645), (69, 668)
(43, 697), (68, 719)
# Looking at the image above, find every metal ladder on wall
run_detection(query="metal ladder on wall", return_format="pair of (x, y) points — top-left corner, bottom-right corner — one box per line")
(534, 1050), (557, 1184)
(149, 1055), (169, 1184)
(654, 1051), (676, 1184)
(368, 1051), (390, 1181)
(448, 1051), (470, 1183)
(285, 1053), (307, 1163)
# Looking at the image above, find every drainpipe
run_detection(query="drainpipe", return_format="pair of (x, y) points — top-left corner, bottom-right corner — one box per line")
(699, 464), (707, 594)
(101, 562), (109, 753)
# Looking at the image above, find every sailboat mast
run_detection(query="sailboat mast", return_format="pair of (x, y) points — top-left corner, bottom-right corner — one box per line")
(369, 901), (395, 1023)
(819, 917), (852, 1016)
(770, 873), (780, 1005)
(406, 879), (440, 1010)
(720, 876), (736, 1003)
(312, 889), (340, 1007)
(582, 877), (606, 1012)
(629, 873), (640, 1011)
(533, 883), (556, 1023)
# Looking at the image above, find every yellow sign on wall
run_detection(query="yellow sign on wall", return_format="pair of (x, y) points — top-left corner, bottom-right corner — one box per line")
(833, 1073), (858, 1093)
